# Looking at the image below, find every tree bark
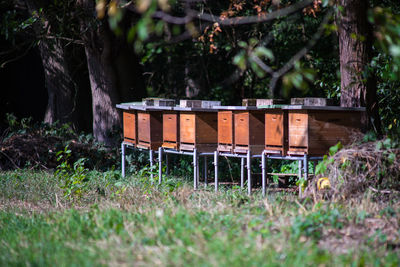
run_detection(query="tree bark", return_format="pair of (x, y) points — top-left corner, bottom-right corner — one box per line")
(78, 0), (146, 145)
(337, 0), (381, 133)
(39, 40), (76, 125)
(24, 0), (77, 126)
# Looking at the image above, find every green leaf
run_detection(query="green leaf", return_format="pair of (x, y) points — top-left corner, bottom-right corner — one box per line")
(389, 45), (400, 57)
(254, 47), (274, 60)
(238, 41), (247, 48)
(375, 141), (383, 151)
(233, 51), (246, 70)
(388, 153), (396, 164)
(329, 142), (342, 156)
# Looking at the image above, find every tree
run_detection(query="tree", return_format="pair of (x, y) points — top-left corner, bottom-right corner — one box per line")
(124, 0), (388, 134)
(78, 0), (146, 145)
(24, 0), (78, 126)
(2, 0), (146, 145)
(336, 0), (381, 133)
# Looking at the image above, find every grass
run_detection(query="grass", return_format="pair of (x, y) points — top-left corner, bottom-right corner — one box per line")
(0, 169), (400, 266)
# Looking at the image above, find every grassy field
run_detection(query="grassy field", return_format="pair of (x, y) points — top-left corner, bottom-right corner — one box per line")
(0, 169), (399, 266)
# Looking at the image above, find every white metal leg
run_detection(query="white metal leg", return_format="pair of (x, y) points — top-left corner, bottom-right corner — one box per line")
(149, 150), (154, 183)
(240, 157), (245, 189)
(121, 142), (125, 178)
(158, 147), (163, 185)
(214, 151), (218, 192)
(247, 150), (252, 195)
(204, 156), (208, 187)
(262, 152), (266, 197)
(193, 149), (198, 190)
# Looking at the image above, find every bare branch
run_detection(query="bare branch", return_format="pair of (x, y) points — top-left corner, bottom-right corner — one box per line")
(250, 55), (274, 74)
(124, 0), (314, 26)
(188, 0), (314, 26)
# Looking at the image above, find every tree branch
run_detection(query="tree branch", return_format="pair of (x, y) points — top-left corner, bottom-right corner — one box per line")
(188, 0), (313, 26)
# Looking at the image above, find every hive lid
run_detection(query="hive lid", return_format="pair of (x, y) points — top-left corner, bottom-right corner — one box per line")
(256, 104), (287, 109)
(282, 105), (366, 111)
(180, 100), (221, 108)
(212, 106), (258, 110)
(116, 102), (142, 110)
(142, 98), (175, 107)
(242, 99), (287, 106)
(174, 106), (219, 112)
(290, 97), (334, 106)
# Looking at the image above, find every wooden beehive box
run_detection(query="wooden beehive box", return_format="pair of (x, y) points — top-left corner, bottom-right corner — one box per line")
(124, 105), (173, 150)
(217, 110), (234, 152)
(123, 110), (137, 145)
(175, 107), (219, 152)
(117, 103), (141, 146)
(263, 107), (288, 155)
(233, 107), (265, 154)
(162, 110), (180, 150)
(285, 106), (365, 156)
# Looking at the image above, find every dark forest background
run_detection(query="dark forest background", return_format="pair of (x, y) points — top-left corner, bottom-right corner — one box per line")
(1, 0), (400, 145)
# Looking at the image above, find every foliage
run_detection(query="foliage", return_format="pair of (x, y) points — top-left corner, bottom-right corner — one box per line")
(1, 169), (400, 265)
(55, 145), (89, 199)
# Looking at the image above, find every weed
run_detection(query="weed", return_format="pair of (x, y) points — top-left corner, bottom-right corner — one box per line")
(55, 145), (89, 200)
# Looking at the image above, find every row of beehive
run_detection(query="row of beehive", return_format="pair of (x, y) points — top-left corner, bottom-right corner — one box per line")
(118, 101), (364, 156)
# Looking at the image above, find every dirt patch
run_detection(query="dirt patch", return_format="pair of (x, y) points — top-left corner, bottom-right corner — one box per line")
(319, 217), (400, 254)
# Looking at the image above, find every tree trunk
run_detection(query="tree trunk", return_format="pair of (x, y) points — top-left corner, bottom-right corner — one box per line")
(337, 0), (381, 134)
(78, 0), (146, 145)
(39, 40), (76, 125)
(25, 0), (77, 126)
(84, 41), (121, 146)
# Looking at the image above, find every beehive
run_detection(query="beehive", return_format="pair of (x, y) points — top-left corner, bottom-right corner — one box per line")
(217, 110), (234, 152)
(264, 108), (288, 155)
(116, 103), (141, 146)
(137, 110), (163, 150)
(176, 107), (219, 152)
(233, 108), (265, 154)
(285, 106), (365, 156)
(118, 104), (173, 150)
(123, 110), (137, 145)
(162, 110), (179, 150)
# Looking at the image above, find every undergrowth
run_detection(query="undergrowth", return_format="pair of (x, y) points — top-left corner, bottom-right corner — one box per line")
(1, 169), (400, 266)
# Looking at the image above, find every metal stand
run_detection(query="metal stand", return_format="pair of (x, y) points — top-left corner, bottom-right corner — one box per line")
(204, 156), (208, 187)
(214, 151), (218, 192)
(247, 150), (252, 195)
(240, 157), (245, 189)
(149, 150), (154, 184)
(120, 141), (322, 197)
(121, 142), (126, 178)
(158, 147), (163, 185)
(262, 151), (266, 197)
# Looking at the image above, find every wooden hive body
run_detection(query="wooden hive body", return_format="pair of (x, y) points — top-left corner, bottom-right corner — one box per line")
(217, 110), (234, 152)
(137, 111), (163, 150)
(265, 109), (288, 155)
(179, 111), (218, 152)
(233, 110), (265, 154)
(288, 109), (363, 156)
(123, 110), (137, 145)
(162, 111), (180, 150)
